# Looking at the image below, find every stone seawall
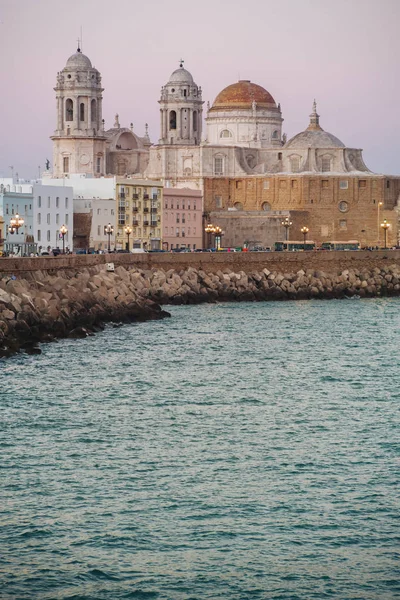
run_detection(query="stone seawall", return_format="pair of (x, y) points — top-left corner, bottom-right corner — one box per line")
(2, 256), (400, 358)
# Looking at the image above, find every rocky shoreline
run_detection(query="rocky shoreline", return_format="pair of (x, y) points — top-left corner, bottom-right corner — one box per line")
(1, 262), (400, 357)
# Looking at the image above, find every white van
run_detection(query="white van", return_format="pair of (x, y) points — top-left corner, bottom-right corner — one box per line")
(131, 248), (147, 254)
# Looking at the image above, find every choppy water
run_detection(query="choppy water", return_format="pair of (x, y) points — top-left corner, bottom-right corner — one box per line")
(1, 299), (400, 600)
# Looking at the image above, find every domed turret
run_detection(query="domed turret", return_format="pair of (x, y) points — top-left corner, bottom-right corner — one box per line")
(65, 48), (93, 70)
(158, 61), (204, 146)
(285, 101), (345, 149)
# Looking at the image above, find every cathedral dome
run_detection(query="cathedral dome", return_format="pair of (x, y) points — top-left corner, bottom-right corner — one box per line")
(210, 80), (277, 111)
(285, 101), (345, 149)
(65, 49), (93, 69)
(168, 65), (194, 84)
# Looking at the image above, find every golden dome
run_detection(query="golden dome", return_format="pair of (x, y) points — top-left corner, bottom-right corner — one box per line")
(210, 80), (276, 111)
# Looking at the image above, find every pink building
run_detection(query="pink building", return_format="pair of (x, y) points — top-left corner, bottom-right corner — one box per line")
(163, 188), (203, 250)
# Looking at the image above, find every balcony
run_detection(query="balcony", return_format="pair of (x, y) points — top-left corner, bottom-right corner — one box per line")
(143, 207), (149, 213)
(151, 207), (158, 213)
(152, 194), (158, 200)
(150, 221), (157, 227)
(132, 220), (139, 226)
(144, 194), (149, 199)
(119, 193), (125, 199)
(143, 220), (149, 226)
(132, 194), (139, 199)
(132, 206), (138, 212)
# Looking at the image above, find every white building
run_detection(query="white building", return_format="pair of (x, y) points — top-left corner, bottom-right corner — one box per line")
(0, 179), (73, 252)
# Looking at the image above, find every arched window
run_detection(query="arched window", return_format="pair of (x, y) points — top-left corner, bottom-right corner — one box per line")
(262, 202), (271, 211)
(169, 110), (177, 130)
(80, 103), (85, 121)
(272, 130), (278, 139)
(65, 99), (73, 122)
(234, 202), (243, 210)
(322, 156), (331, 172)
(193, 111), (197, 132)
(220, 129), (232, 138)
(290, 156), (300, 173)
(91, 99), (97, 123)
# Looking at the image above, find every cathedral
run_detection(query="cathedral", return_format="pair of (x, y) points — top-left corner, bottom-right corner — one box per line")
(51, 48), (400, 248)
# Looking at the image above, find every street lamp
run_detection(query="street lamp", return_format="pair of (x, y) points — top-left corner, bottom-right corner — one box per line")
(205, 223), (215, 249)
(59, 224), (68, 254)
(104, 223), (114, 252)
(300, 226), (309, 250)
(213, 225), (223, 250)
(281, 217), (292, 247)
(124, 225), (132, 251)
(9, 213), (24, 234)
(381, 219), (390, 250)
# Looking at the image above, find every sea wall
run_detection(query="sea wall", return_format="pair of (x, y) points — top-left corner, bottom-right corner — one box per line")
(2, 257), (400, 357)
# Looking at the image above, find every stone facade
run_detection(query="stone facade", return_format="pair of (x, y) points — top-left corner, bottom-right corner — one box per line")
(204, 174), (400, 248)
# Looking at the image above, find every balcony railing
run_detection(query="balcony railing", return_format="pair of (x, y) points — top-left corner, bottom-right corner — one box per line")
(132, 206), (138, 212)
(143, 220), (149, 226)
(132, 220), (139, 226)
(143, 207), (149, 213)
(144, 194), (149, 199)
(132, 193), (139, 199)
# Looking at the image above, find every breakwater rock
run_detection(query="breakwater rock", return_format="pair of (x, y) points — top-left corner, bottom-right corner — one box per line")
(1, 261), (400, 357)
(0, 265), (170, 358)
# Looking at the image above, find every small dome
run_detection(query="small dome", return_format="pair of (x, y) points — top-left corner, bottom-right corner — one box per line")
(285, 102), (345, 148)
(65, 49), (92, 69)
(168, 66), (194, 84)
(210, 80), (276, 111)
(285, 129), (345, 149)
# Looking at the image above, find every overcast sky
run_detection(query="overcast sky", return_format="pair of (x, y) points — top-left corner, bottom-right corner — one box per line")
(0, 0), (399, 178)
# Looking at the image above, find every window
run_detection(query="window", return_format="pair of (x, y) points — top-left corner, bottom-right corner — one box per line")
(65, 198), (69, 209)
(386, 180), (390, 188)
(188, 227), (191, 235)
(234, 202), (243, 210)
(339, 220), (347, 230)
(47, 230), (51, 242)
(169, 110), (177, 130)
(214, 157), (224, 175)
(65, 214), (69, 225)
(56, 214), (59, 225)
(322, 156), (331, 172)
(47, 213), (50, 224)
(37, 230), (41, 242)
(182, 213), (186, 223)
(181, 229), (185, 237)
(220, 129), (232, 138)
(193, 111), (197, 132)
(5, 204), (8, 215)
(262, 202), (271, 211)
(111, 209), (114, 216)
(48, 197), (51, 208)
(63, 157), (69, 173)
(278, 152), (282, 160)
(176, 214), (180, 223)
(80, 103), (85, 121)
(339, 180), (348, 189)
(290, 157), (300, 173)
(176, 228), (180, 237)
(98, 225), (101, 236)
(215, 196), (222, 208)
(91, 99), (97, 123)
(322, 180), (329, 188)
(65, 98), (73, 121)
(263, 180), (270, 190)
(97, 157), (101, 173)
(38, 196), (41, 208)
(291, 180), (298, 189)
(272, 130), (279, 139)
(56, 197), (59, 208)
(37, 213), (41, 224)
(97, 208), (101, 215)
(359, 180), (366, 188)
(338, 201), (349, 213)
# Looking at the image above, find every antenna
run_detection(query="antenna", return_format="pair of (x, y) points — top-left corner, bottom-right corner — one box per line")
(80, 26), (83, 51)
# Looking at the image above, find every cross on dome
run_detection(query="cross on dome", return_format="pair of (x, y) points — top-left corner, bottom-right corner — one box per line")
(179, 58), (184, 68)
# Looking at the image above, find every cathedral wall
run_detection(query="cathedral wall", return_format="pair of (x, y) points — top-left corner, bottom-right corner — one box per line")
(204, 175), (400, 247)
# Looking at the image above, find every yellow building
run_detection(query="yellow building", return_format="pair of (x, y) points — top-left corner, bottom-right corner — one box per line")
(116, 178), (163, 250)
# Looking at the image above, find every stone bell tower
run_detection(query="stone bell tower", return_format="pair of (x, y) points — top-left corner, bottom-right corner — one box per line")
(159, 60), (204, 145)
(51, 46), (107, 177)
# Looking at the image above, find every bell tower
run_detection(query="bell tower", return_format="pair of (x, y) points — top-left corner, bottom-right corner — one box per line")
(159, 61), (203, 145)
(51, 46), (107, 177)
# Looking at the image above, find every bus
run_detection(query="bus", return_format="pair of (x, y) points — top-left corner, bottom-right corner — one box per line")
(321, 240), (360, 251)
(274, 241), (316, 252)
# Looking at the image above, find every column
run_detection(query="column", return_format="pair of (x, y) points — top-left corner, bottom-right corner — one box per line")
(189, 108), (193, 141)
(164, 109), (168, 139)
(75, 96), (80, 132)
(160, 109), (164, 140)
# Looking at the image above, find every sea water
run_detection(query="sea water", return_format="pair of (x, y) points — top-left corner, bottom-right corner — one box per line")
(1, 299), (399, 599)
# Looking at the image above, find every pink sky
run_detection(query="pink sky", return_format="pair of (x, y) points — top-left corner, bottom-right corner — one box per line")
(1, 0), (399, 178)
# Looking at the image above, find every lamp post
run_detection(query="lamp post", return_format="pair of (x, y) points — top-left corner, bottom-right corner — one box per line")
(205, 223), (215, 249)
(59, 224), (68, 254)
(213, 225), (222, 250)
(381, 219), (390, 250)
(281, 217), (292, 247)
(124, 225), (132, 251)
(104, 223), (114, 252)
(377, 201), (383, 246)
(9, 213), (24, 255)
(300, 226), (309, 250)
